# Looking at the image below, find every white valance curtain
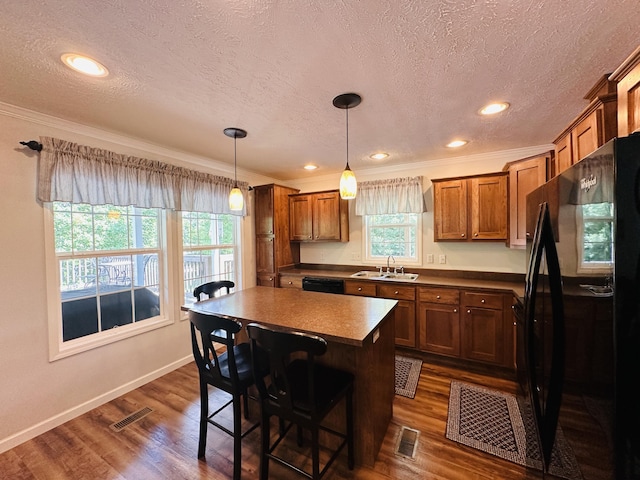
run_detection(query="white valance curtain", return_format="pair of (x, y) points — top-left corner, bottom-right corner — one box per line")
(36, 137), (249, 215)
(355, 176), (425, 215)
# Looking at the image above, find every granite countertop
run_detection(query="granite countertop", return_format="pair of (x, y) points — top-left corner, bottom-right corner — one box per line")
(280, 266), (526, 298)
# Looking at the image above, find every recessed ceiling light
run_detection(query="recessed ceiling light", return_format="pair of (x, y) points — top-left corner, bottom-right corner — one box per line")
(61, 53), (109, 77)
(446, 140), (468, 148)
(304, 164), (318, 170)
(479, 102), (509, 115)
(370, 152), (389, 160)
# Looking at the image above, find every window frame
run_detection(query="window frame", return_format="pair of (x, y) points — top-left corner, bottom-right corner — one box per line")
(362, 213), (422, 266)
(179, 211), (240, 309)
(44, 203), (176, 361)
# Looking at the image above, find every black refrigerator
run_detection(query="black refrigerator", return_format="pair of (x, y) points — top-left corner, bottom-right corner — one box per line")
(522, 134), (640, 479)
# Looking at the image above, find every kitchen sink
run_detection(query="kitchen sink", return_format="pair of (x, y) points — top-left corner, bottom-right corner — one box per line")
(350, 270), (419, 282)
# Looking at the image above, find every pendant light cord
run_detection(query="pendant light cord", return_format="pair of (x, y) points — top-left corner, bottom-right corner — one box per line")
(233, 136), (238, 187)
(345, 106), (350, 169)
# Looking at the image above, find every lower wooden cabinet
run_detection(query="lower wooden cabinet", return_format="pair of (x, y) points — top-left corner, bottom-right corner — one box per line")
(344, 280), (416, 348)
(257, 273), (276, 287)
(418, 287), (512, 368)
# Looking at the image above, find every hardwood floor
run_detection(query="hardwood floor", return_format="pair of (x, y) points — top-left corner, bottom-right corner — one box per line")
(1, 357), (549, 480)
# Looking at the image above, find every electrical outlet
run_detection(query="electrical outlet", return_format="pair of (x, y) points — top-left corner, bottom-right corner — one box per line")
(439, 254), (446, 264)
(426, 253), (434, 264)
(351, 252), (361, 261)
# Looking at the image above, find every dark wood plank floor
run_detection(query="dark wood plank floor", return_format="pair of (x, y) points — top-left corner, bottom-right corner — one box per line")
(0, 356), (555, 479)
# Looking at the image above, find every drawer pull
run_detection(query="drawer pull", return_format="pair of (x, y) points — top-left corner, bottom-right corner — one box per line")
(453, 308), (458, 313)
(358, 287), (362, 291)
(467, 309), (471, 314)
(394, 291), (399, 295)
(288, 281), (292, 285)
(461, 233), (465, 237)
(481, 299), (486, 303)
(436, 295), (441, 299)
(474, 233), (479, 237)
(308, 235), (312, 239)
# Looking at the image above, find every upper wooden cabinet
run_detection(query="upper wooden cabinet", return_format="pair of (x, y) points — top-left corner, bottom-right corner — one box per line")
(611, 47), (640, 136)
(432, 172), (508, 242)
(289, 190), (349, 242)
(503, 152), (550, 249)
(254, 184), (300, 287)
(552, 75), (617, 176)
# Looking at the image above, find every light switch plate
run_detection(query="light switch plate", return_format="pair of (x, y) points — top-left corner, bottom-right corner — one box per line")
(439, 254), (446, 264)
(426, 253), (434, 263)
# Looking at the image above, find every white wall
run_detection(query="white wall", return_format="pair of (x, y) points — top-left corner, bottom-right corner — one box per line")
(291, 146), (554, 274)
(0, 104), (277, 453)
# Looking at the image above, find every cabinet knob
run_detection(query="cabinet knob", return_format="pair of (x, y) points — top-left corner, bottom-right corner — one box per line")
(394, 291), (399, 295)
(288, 281), (292, 285)
(308, 235), (312, 239)
(453, 308), (458, 313)
(461, 233), (465, 237)
(269, 230), (273, 234)
(526, 232), (531, 237)
(436, 295), (441, 299)
(467, 309), (471, 314)
(474, 233), (479, 237)
(269, 238), (273, 242)
(481, 299), (485, 303)
(315, 235), (319, 238)
(358, 287), (362, 291)
(269, 277), (273, 281)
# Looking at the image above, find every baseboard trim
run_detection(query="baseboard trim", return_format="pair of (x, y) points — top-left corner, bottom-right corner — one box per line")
(0, 355), (193, 454)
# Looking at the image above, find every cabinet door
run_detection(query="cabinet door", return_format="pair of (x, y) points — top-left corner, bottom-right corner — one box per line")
(617, 61), (640, 136)
(418, 302), (460, 356)
(470, 174), (507, 240)
(508, 154), (548, 248)
(393, 300), (416, 348)
(572, 109), (602, 163)
(313, 191), (342, 241)
(289, 195), (313, 241)
(433, 179), (468, 240)
(461, 307), (504, 365)
(254, 186), (274, 235)
(554, 133), (573, 176)
(255, 235), (275, 273)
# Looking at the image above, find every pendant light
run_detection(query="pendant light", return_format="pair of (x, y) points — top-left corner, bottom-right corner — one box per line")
(224, 127), (247, 211)
(333, 93), (361, 200)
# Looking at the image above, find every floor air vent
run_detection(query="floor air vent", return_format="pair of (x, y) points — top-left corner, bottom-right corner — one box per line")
(110, 407), (153, 432)
(395, 426), (420, 459)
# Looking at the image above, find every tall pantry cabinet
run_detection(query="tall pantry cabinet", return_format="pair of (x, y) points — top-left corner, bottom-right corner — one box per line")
(254, 184), (300, 287)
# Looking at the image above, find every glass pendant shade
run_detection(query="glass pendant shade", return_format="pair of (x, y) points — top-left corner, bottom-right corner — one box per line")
(228, 186), (244, 210)
(339, 165), (357, 199)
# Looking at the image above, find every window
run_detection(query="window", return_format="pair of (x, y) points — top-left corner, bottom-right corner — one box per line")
(49, 202), (166, 358)
(578, 202), (614, 272)
(182, 212), (238, 305)
(363, 213), (421, 265)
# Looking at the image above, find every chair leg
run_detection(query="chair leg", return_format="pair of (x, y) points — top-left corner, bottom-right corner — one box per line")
(243, 388), (250, 419)
(259, 412), (270, 480)
(311, 425), (320, 480)
(232, 395), (242, 480)
(197, 380), (208, 458)
(347, 389), (354, 469)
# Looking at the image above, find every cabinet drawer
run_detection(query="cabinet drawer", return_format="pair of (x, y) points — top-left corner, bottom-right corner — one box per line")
(377, 284), (416, 301)
(279, 275), (302, 289)
(462, 291), (504, 310)
(344, 280), (377, 297)
(419, 287), (459, 305)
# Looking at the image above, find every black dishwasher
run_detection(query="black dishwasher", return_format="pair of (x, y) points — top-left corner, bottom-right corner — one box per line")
(302, 277), (344, 294)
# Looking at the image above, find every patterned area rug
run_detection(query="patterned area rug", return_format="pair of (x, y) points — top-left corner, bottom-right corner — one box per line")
(395, 355), (422, 398)
(446, 381), (583, 480)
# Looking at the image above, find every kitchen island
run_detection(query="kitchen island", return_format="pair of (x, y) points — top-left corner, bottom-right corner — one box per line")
(186, 286), (398, 466)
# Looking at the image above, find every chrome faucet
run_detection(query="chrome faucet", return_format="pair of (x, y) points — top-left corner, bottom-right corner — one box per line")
(386, 255), (395, 273)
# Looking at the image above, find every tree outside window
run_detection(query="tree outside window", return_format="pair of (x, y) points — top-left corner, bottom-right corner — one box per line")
(364, 213), (421, 265)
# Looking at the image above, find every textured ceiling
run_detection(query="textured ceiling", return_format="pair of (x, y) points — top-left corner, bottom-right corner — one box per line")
(1, 1), (639, 181)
